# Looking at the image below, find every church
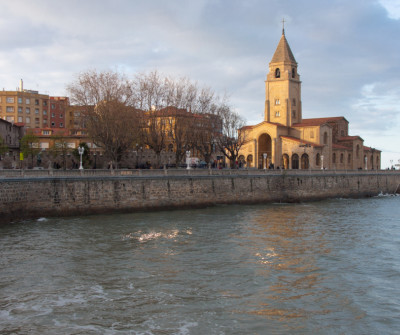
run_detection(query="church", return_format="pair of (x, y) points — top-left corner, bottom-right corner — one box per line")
(238, 28), (381, 170)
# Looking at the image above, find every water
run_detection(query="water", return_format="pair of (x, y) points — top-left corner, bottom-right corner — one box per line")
(1, 196), (399, 334)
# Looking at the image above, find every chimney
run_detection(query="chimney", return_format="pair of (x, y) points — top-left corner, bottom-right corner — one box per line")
(19, 79), (23, 92)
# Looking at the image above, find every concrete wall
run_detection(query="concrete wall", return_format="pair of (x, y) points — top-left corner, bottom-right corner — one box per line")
(1, 171), (399, 224)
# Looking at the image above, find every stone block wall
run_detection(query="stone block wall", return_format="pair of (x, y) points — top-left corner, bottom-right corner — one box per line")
(1, 172), (399, 224)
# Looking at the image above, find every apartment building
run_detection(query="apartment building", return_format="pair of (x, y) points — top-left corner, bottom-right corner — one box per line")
(0, 80), (49, 129)
(49, 97), (68, 128)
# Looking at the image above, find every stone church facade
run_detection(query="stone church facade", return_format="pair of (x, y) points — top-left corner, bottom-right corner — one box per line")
(238, 30), (381, 170)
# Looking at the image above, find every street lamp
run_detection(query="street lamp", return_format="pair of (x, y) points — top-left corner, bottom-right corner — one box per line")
(321, 155), (324, 170)
(93, 152), (97, 169)
(78, 146), (84, 170)
(186, 150), (191, 170)
(263, 153), (267, 170)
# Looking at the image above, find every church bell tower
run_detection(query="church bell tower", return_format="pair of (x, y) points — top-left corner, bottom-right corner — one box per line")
(265, 25), (302, 127)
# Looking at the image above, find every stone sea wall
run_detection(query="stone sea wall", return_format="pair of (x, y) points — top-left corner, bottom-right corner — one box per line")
(1, 171), (399, 223)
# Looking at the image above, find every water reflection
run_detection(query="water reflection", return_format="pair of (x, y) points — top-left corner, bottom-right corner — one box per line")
(236, 204), (352, 330)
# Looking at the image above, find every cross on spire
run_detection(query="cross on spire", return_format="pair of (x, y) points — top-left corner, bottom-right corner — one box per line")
(282, 18), (285, 35)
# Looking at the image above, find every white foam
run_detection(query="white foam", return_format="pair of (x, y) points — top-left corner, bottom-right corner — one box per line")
(177, 321), (198, 335)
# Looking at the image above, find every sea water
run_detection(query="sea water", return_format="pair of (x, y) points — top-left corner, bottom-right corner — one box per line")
(1, 195), (399, 334)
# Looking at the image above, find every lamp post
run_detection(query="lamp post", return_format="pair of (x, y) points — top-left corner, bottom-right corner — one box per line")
(263, 153), (267, 170)
(186, 150), (191, 170)
(321, 155), (324, 170)
(93, 152), (97, 169)
(78, 146), (84, 170)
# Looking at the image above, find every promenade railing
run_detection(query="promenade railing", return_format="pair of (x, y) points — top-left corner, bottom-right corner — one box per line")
(0, 168), (399, 179)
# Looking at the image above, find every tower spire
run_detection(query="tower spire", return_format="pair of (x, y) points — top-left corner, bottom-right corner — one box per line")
(282, 18), (285, 35)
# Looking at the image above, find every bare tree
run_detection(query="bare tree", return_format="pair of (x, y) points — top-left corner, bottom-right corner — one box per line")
(215, 103), (246, 168)
(67, 70), (139, 168)
(132, 71), (228, 166)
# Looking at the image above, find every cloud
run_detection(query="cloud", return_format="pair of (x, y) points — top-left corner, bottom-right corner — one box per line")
(0, 0), (399, 167)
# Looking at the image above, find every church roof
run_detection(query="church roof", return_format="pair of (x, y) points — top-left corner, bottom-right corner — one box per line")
(270, 32), (297, 64)
(363, 146), (381, 152)
(338, 136), (363, 142)
(292, 117), (348, 127)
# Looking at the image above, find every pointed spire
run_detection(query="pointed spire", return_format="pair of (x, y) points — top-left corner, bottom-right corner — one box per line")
(282, 18), (285, 35)
(270, 28), (297, 64)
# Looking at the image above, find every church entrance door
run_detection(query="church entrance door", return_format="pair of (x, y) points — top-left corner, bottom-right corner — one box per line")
(301, 154), (309, 169)
(258, 133), (272, 169)
(292, 154), (299, 169)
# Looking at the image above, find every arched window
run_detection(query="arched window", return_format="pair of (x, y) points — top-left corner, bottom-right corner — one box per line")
(340, 153), (344, 163)
(323, 132), (328, 145)
(275, 68), (280, 78)
(333, 153), (336, 163)
(348, 153), (351, 164)
(292, 98), (296, 106)
(292, 68), (295, 78)
(316, 153), (321, 166)
(356, 145), (360, 158)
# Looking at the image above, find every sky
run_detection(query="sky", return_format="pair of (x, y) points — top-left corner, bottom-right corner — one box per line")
(0, 0), (399, 168)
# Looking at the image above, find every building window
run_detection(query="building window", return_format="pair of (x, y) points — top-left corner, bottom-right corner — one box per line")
(35, 109), (39, 114)
(6, 106), (14, 113)
(275, 99), (280, 105)
(42, 130), (50, 135)
(356, 145), (360, 158)
(35, 118), (40, 124)
(292, 68), (296, 78)
(26, 117), (31, 123)
(43, 119), (47, 124)
(310, 130), (314, 138)
(43, 110), (47, 115)
(43, 101), (47, 106)
(6, 97), (14, 103)
(333, 153), (336, 163)
(6, 116), (14, 122)
(292, 110), (296, 118)
(275, 111), (280, 117)
(60, 114), (63, 118)
(60, 122), (63, 127)
(275, 68), (280, 78)
(18, 116), (23, 122)
(341, 130), (344, 137)
(348, 154), (351, 164)
(18, 97), (22, 104)
(323, 132), (328, 145)
(51, 122), (55, 126)
(18, 107), (23, 113)
(26, 108), (30, 114)
(293, 98), (296, 106)
(26, 98), (30, 104)
(340, 153), (344, 163)
(51, 104), (55, 109)
(35, 99), (39, 105)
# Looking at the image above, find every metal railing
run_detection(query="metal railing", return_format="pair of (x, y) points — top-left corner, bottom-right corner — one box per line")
(0, 168), (399, 179)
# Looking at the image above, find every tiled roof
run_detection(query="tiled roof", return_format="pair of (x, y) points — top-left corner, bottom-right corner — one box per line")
(338, 136), (363, 141)
(292, 117), (347, 127)
(270, 33), (297, 64)
(363, 146), (381, 152)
